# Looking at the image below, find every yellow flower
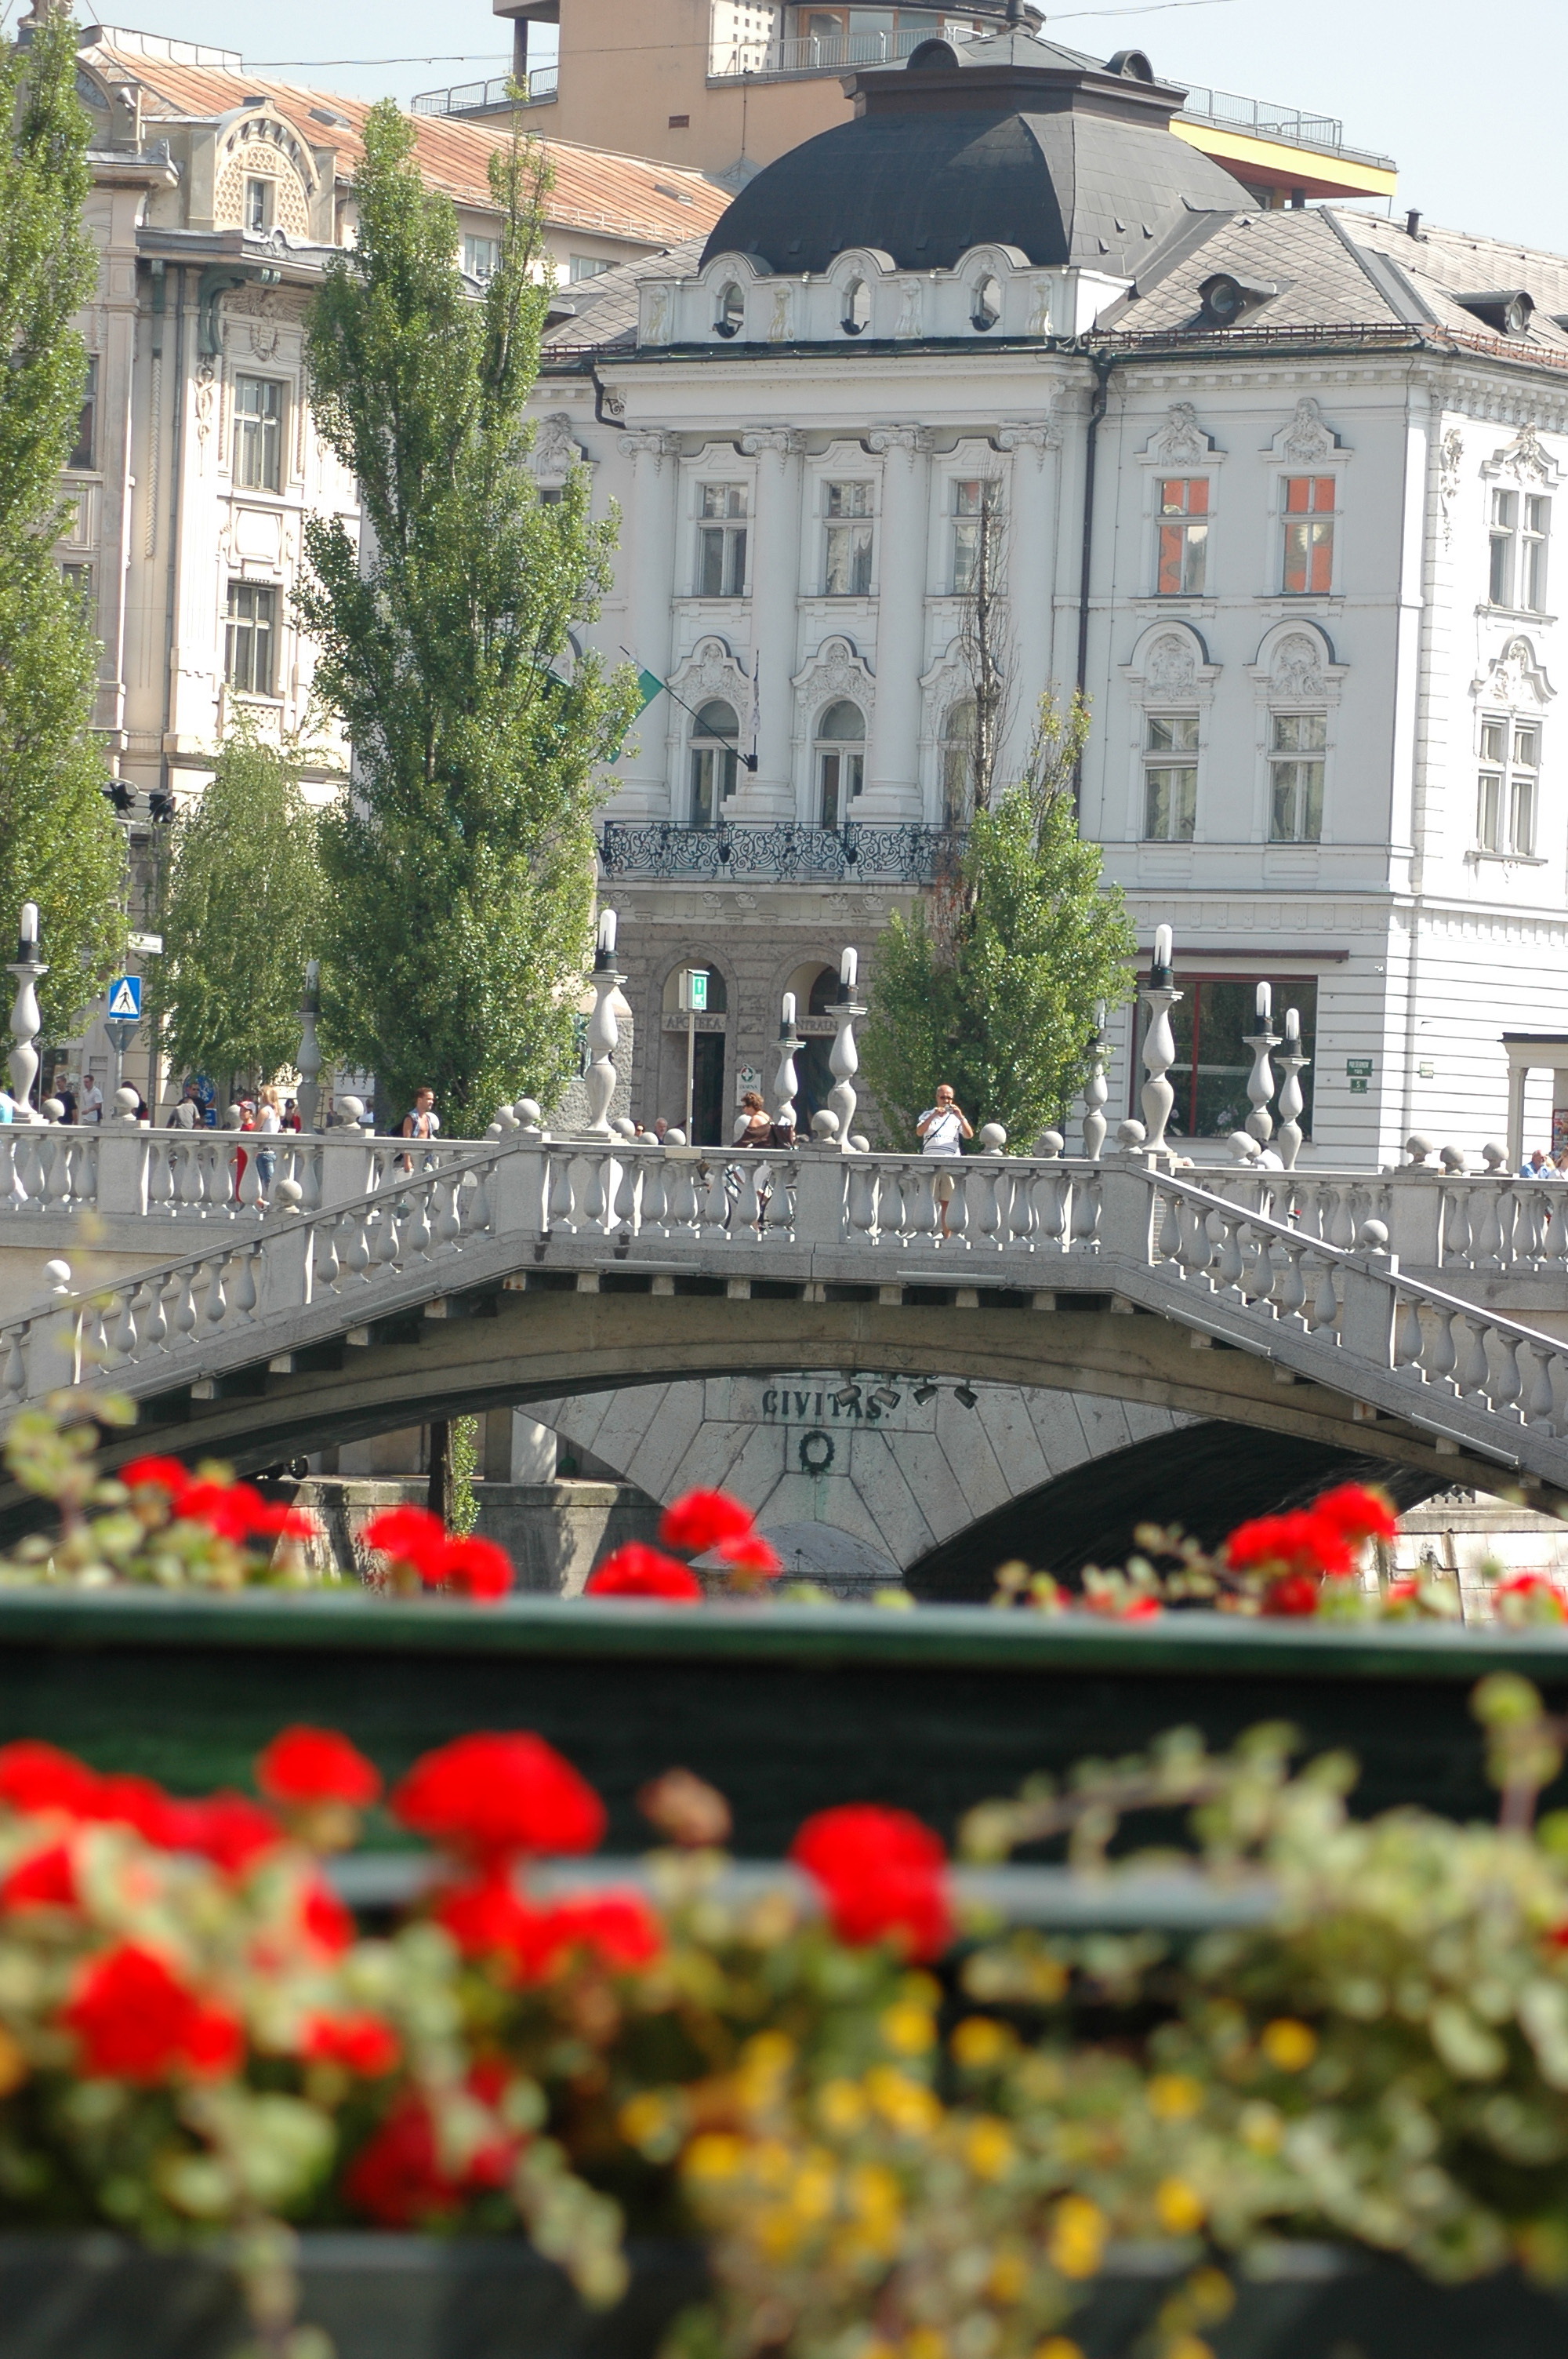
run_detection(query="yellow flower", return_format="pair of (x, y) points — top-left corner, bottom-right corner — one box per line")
(742, 2030), (797, 2075)
(755, 2204), (803, 2261)
(790, 2158), (837, 2221)
(1033, 2341), (1086, 2359)
(682, 2133), (747, 2184)
(618, 2092), (673, 2150)
(1047, 2195), (1107, 2280)
(1147, 2073), (1203, 2121)
(1185, 2269), (1236, 2325)
(988, 2247), (1029, 2303)
(865, 2066), (943, 2137)
(1239, 2100), (1283, 2154)
(849, 2161), (903, 2226)
(1260, 2018), (1317, 2073)
(1155, 2177), (1207, 2236)
(905, 2331), (948, 2359)
(951, 2016), (1012, 2070)
(818, 2077), (869, 2135)
(1163, 2340), (1214, 2359)
(964, 2116), (1017, 2181)
(881, 2001), (938, 2055)
(753, 2138), (793, 2190)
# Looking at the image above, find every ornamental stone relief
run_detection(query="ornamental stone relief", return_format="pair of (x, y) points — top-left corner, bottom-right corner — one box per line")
(1482, 635), (1554, 708)
(1485, 423), (1557, 487)
(1145, 633), (1199, 696)
(1145, 401), (1217, 464)
(1277, 396), (1338, 463)
(767, 284), (794, 342)
(669, 634), (752, 712)
(1272, 632), (1328, 700)
(792, 634), (875, 729)
(532, 412), (585, 480)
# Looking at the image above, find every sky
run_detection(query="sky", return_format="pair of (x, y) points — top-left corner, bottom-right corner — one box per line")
(15, 0), (1568, 256)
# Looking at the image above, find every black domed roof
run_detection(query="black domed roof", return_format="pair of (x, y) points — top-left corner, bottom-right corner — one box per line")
(700, 32), (1254, 279)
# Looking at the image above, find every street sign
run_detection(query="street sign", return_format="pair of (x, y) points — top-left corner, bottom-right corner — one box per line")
(1349, 1078), (1369, 1095)
(1345, 1056), (1373, 1077)
(128, 932), (162, 955)
(107, 975), (142, 1020)
(679, 969), (709, 1014)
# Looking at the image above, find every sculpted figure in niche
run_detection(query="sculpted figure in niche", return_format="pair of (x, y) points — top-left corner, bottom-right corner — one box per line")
(894, 279), (922, 339)
(768, 285), (793, 342)
(644, 284), (673, 343)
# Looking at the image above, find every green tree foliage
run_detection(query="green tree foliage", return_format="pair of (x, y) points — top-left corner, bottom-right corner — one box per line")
(297, 103), (636, 1136)
(862, 692), (1136, 1150)
(0, 9), (126, 1044)
(160, 729), (327, 1092)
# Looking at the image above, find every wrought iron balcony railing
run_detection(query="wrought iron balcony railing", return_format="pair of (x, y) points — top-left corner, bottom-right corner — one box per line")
(598, 821), (961, 885)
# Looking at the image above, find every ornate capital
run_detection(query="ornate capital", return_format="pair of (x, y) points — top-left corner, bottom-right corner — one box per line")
(866, 423), (930, 459)
(996, 417), (1061, 458)
(740, 428), (807, 459)
(622, 428), (680, 466)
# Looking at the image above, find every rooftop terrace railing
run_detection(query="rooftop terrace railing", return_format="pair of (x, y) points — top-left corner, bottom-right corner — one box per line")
(412, 64), (557, 116)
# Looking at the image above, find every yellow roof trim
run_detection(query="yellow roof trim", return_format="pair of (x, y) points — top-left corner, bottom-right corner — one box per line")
(1171, 117), (1397, 201)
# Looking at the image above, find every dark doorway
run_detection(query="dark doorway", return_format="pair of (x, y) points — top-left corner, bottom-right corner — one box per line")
(905, 1421), (1440, 1601)
(691, 1031), (725, 1144)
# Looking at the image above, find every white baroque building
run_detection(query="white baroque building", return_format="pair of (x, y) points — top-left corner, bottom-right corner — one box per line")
(532, 24), (1568, 1168)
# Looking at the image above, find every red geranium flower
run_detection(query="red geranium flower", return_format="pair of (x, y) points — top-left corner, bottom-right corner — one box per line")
(1312, 1481), (1398, 1545)
(717, 1532), (784, 1576)
(432, 1867), (564, 1976)
(790, 1803), (953, 1963)
(548, 1889), (664, 1972)
(301, 1874), (357, 1955)
(245, 1500), (320, 1542)
(180, 1791), (283, 1875)
(362, 1505), (450, 1579)
(85, 1772), (187, 1848)
(119, 1456), (193, 1500)
(1225, 1509), (1352, 1582)
(586, 1544), (703, 1600)
(441, 1534), (514, 1601)
(345, 2084), (517, 2226)
(256, 1727), (383, 1810)
(303, 2011), (401, 2077)
(1262, 1572), (1322, 1617)
(1496, 1572), (1568, 1623)
(391, 1732), (606, 1861)
(659, 1489), (755, 1554)
(62, 1942), (242, 2083)
(0, 1740), (100, 1819)
(2, 1841), (78, 1911)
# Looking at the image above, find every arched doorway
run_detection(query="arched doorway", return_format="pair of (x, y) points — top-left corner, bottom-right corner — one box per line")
(662, 962), (728, 1143)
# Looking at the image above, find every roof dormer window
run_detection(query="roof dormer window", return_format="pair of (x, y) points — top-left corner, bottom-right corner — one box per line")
(1196, 271), (1276, 328)
(841, 276), (871, 334)
(1458, 288), (1534, 338)
(715, 281), (745, 338)
(971, 273), (1001, 332)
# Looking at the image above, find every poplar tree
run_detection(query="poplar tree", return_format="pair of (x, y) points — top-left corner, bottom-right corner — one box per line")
(297, 104), (636, 1135)
(159, 729), (327, 1094)
(862, 693), (1137, 1150)
(0, 7), (126, 1041)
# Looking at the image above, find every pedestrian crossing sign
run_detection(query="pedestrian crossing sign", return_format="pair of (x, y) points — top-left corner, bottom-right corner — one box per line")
(107, 975), (142, 1020)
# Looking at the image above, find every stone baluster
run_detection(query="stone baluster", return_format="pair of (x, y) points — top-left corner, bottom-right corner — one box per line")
(1080, 1002), (1109, 1161)
(1454, 1316), (1493, 1398)
(827, 947), (865, 1144)
(580, 911), (622, 1140)
(1419, 1303), (1457, 1389)
(774, 993), (802, 1137)
(1139, 925), (1181, 1158)
(6, 903), (46, 1122)
(1275, 1005), (1310, 1170)
(1242, 981), (1279, 1149)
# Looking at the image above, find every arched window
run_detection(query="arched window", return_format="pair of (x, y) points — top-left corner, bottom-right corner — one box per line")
(689, 699), (740, 827)
(841, 277), (871, 335)
(941, 697), (977, 827)
(815, 700), (865, 827)
(715, 282), (745, 338)
(971, 274), (1001, 332)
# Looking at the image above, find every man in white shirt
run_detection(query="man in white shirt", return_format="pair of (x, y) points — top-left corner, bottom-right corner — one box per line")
(916, 1083), (973, 1236)
(78, 1074), (103, 1125)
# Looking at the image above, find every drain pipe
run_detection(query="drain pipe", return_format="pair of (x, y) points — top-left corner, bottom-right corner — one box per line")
(1073, 348), (1115, 816)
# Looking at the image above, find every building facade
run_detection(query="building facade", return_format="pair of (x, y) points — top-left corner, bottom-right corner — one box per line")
(51, 19), (728, 1104)
(532, 27), (1568, 1169)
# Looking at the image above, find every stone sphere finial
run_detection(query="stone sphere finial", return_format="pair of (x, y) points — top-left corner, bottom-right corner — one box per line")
(1225, 1130), (1261, 1163)
(334, 1094), (365, 1129)
(977, 1122), (1007, 1153)
(1439, 1143), (1467, 1173)
(114, 1087), (139, 1122)
(273, 1177), (304, 1212)
(811, 1108), (841, 1140)
(848, 1132), (869, 1153)
(662, 1127), (688, 1147)
(1357, 1218), (1390, 1253)
(513, 1098), (542, 1130)
(1032, 1130), (1064, 1159)
(43, 1259), (72, 1294)
(1116, 1118), (1146, 1151)
(611, 1116), (637, 1141)
(1482, 1142), (1508, 1171)
(224, 1103), (243, 1129)
(41, 1097), (64, 1124)
(1404, 1134), (1435, 1166)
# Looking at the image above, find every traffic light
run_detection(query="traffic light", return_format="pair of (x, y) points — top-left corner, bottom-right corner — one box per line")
(148, 791), (176, 823)
(103, 780), (135, 815)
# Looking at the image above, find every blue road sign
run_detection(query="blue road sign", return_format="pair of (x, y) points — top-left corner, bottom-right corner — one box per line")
(107, 974), (143, 1020)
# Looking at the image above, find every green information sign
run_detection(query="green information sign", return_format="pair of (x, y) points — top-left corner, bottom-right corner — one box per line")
(1345, 1057), (1374, 1077)
(1349, 1078), (1370, 1095)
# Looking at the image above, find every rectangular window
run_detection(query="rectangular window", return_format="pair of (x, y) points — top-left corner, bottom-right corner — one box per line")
(1134, 975), (1319, 1141)
(225, 580), (277, 696)
(232, 375), (283, 492)
(1142, 712), (1198, 841)
(951, 476), (1000, 594)
(462, 234), (499, 280)
(1478, 714), (1539, 854)
(67, 356), (97, 472)
(60, 560), (94, 622)
(244, 176), (273, 234)
(1490, 489), (1517, 605)
(1269, 711), (1327, 842)
(1156, 477), (1208, 596)
(568, 253), (611, 282)
(1523, 494), (1550, 613)
(1282, 476), (1334, 594)
(697, 483), (748, 597)
(824, 482), (873, 595)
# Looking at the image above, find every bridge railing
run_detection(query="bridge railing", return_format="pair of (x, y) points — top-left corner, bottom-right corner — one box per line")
(0, 1125), (478, 1224)
(6, 1137), (1568, 1485)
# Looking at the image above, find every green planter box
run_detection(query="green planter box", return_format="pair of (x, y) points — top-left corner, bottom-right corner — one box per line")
(0, 1594), (1565, 1848)
(2, 2235), (1565, 2359)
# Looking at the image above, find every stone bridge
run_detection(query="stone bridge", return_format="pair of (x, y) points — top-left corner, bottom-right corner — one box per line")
(5, 1122), (1568, 1535)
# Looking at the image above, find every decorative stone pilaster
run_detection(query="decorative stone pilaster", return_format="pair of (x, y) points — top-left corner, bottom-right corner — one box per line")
(740, 429), (806, 819)
(773, 993), (803, 1136)
(620, 431), (681, 814)
(827, 948), (865, 1147)
(1138, 925), (1181, 1159)
(996, 417), (1062, 776)
(1243, 983), (1279, 1149)
(864, 425), (931, 815)
(579, 911), (622, 1140)
(1276, 1005), (1312, 1171)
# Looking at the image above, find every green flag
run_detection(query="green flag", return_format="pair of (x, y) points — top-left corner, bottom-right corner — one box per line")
(635, 668), (665, 713)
